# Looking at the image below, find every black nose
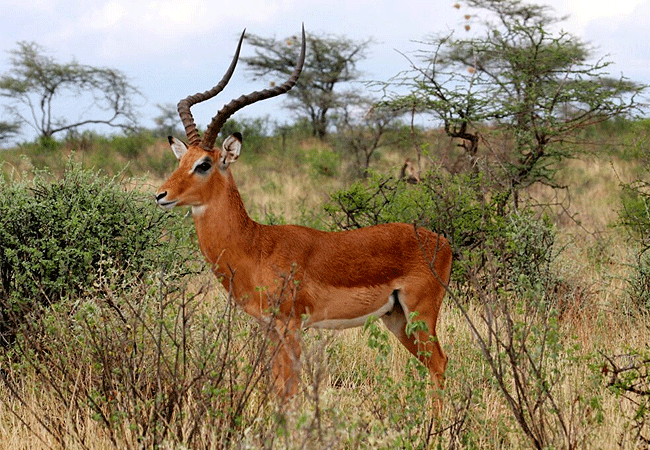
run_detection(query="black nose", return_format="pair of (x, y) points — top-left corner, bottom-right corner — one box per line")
(155, 191), (167, 201)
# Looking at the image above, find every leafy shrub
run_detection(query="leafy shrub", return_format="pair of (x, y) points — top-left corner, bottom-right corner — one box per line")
(618, 170), (650, 309)
(602, 349), (650, 445)
(145, 147), (179, 178)
(274, 117), (314, 142)
(107, 131), (155, 159)
(307, 146), (340, 178)
(628, 253), (650, 310)
(619, 177), (650, 249)
(0, 161), (190, 343)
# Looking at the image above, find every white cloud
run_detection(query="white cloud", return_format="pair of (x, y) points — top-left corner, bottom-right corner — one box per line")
(4, 0), (57, 13)
(567, 0), (642, 22)
(144, 0), (208, 29)
(582, 0), (650, 83)
(546, 0), (648, 34)
(88, 1), (127, 29)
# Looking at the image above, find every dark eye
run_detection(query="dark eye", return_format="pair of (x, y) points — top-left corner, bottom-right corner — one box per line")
(194, 161), (212, 174)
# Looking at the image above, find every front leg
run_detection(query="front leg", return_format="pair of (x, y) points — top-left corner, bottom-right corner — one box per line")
(270, 318), (302, 400)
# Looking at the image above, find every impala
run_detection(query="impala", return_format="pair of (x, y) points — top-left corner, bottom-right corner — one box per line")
(155, 26), (452, 406)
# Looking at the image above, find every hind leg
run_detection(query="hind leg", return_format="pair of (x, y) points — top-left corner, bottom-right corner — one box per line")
(382, 298), (447, 413)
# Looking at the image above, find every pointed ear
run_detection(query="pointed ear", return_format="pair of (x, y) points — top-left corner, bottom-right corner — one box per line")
(219, 132), (242, 169)
(168, 136), (188, 160)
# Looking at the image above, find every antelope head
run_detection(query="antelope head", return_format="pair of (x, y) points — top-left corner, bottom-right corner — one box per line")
(155, 26), (306, 210)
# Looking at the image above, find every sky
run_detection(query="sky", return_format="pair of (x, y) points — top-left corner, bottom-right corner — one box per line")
(1, 0), (649, 143)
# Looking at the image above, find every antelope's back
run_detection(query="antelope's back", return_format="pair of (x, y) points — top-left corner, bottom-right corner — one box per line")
(263, 222), (452, 289)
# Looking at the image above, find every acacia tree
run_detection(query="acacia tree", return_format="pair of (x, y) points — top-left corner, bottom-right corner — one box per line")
(0, 42), (140, 140)
(243, 32), (371, 139)
(0, 121), (19, 144)
(334, 93), (403, 177)
(387, 0), (644, 211)
(152, 103), (180, 138)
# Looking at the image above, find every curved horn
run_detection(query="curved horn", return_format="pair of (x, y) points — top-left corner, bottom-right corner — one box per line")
(199, 24), (307, 150)
(176, 30), (246, 147)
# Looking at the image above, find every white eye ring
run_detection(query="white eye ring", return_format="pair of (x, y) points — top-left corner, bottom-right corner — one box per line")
(191, 158), (213, 175)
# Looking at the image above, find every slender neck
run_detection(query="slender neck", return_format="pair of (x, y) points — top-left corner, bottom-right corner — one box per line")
(191, 170), (260, 283)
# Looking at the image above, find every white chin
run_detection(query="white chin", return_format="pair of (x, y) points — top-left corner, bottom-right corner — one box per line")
(191, 205), (207, 216)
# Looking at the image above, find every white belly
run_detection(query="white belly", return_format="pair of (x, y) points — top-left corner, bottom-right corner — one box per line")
(306, 294), (395, 330)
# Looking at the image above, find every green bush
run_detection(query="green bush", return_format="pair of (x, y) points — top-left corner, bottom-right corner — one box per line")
(628, 253), (650, 310)
(307, 147), (341, 178)
(322, 169), (486, 246)
(107, 131), (155, 159)
(619, 177), (650, 248)
(618, 170), (650, 309)
(0, 161), (190, 343)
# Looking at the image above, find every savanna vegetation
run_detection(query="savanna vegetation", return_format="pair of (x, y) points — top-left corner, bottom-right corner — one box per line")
(0, 115), (649, 449)
(1, 1), (650, 448)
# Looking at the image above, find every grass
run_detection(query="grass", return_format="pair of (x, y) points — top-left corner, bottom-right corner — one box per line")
(1, 125), (650, 448)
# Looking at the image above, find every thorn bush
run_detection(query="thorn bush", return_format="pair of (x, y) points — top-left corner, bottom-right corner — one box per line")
(0, 160), (190, 344)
